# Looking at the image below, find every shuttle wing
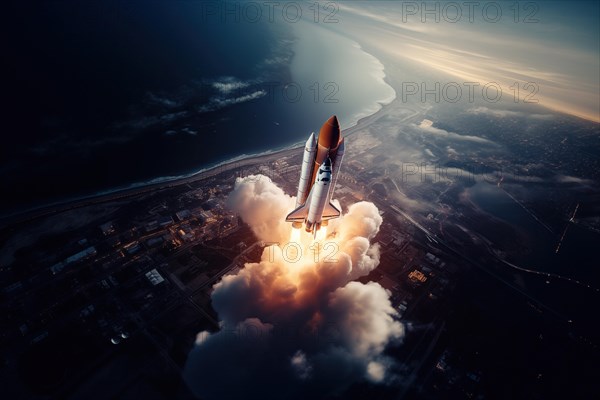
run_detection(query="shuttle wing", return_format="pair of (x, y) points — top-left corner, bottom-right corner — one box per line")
(286, 203), (309, 222)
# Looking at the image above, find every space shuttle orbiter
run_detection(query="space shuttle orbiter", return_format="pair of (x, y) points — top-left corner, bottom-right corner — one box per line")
(286, 115), (345, 237)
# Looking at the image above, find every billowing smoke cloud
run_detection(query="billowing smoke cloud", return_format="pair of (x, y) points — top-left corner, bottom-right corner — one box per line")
(225, 174), (296, 243)
(184, 175), (403, 399)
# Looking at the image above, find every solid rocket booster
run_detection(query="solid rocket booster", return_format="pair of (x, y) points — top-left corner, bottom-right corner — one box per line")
(295, 132), (317, 208)
(286, 115), (345, 236)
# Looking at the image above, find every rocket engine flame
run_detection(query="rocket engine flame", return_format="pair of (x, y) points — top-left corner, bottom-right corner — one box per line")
(290, 226), (302, 244)
(314, 226), (327, 242)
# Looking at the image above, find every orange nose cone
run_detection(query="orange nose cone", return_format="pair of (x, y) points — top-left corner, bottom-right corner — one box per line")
(318, 115), (340, 148)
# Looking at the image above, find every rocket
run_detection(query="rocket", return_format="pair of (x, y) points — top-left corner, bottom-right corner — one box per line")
(286, 115), (345, 236)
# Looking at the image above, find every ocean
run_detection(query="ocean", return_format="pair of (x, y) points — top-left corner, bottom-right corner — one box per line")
(1, 2), (395, 217)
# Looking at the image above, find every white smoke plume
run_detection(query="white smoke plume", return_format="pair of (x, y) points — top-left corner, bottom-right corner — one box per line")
(184, 175), (404, 399)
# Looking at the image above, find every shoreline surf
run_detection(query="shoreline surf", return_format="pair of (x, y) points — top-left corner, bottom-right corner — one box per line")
(1, 25), (397, 225)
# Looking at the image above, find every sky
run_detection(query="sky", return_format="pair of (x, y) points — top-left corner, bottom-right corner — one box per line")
(335, 1), (600, 122)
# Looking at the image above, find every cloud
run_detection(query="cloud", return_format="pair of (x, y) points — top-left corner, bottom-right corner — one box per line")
(225, 175), (296, 243)
(198, 90), (267, 113)
(184, 175), (403, 399)
(212, 76), (251, 94)
(336, 3), (600, 122)
(467, 107), (553, 120)
(446, 146), (458, 156)
(555, 174), (596, 185)
(415, 120), (494, 145)
(111, 76), (263, 139)
(164, 127), (198, 137)
(145, 92), (180, 108)
(213, 90), (267, 107)
(196, 76), (267, 113)
(339, 3), (435, 34)
(113, 111), (189, 132)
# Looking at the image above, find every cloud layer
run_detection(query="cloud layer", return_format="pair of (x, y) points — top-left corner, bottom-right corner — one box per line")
(184, 175), (403, 399)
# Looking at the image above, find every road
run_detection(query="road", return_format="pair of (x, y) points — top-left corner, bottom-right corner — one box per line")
(0, 102), (419, 232)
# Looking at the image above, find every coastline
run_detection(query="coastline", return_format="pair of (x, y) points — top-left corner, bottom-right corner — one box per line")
(1, 27), (398, 229)
(0, 84), (395, 230)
